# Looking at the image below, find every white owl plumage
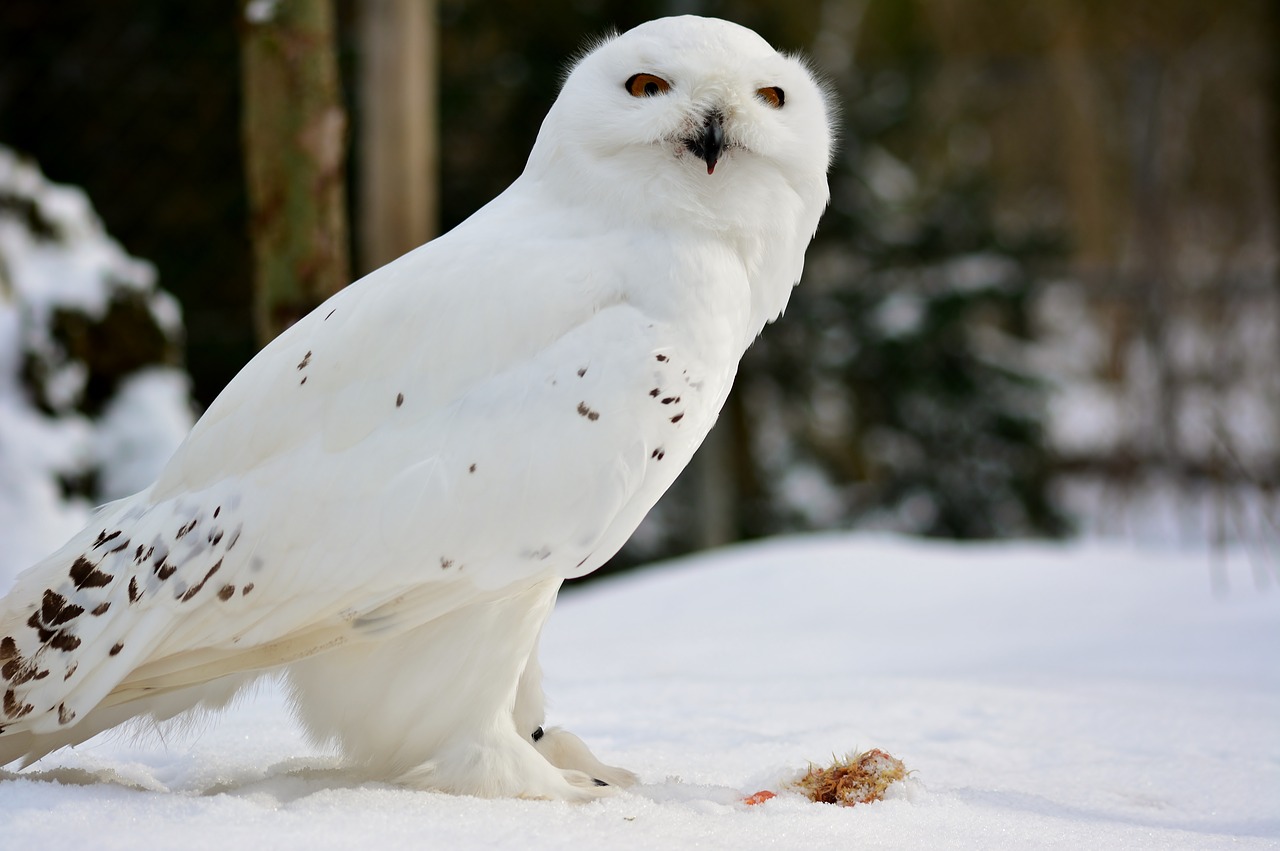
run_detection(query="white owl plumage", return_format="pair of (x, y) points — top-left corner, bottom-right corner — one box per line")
(0, 15), (832, 799)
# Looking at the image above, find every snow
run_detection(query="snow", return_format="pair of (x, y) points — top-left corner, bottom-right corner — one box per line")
(244, 0), (281, 25)
(0, 389), (92, 573)
(2, 534), (1275, 850)
(0, 147), (193, 580)
(93, 369), (195, 501)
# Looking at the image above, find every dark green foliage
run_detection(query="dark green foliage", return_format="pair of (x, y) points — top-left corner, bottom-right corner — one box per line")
(737, 60), (1070, 540)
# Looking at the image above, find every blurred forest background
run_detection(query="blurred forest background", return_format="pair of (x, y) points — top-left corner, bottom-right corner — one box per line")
(0, 0), (1276, 579)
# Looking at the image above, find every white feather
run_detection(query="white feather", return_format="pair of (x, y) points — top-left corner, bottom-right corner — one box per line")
(0, 15), (832, 799)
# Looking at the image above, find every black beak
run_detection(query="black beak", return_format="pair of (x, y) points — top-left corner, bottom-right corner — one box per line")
(685, 113), (726, 175)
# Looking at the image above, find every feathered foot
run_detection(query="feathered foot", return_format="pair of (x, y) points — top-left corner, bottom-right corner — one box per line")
(533, 725), (637, 789)
(396, 726), (618, 801)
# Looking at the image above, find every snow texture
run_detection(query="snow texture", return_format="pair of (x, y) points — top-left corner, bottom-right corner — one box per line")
(1, 534), (1274, 850)
(0, 147), (193, 580)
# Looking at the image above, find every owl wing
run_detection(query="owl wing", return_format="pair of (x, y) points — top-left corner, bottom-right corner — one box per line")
(0, 205), (732, 753)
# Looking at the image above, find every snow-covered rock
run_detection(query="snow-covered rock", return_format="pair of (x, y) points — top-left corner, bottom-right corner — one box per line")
(0, 147), (194, 582)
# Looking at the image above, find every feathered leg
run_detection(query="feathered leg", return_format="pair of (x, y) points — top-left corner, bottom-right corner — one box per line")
(285, 577), (612, 799)
(516, 624), (637, 789)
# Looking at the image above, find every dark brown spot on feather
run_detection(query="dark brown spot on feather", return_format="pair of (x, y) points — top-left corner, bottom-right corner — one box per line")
(649, 388), (660, 397)
(440, 557), (453, 569)
(670, 413), (684, 423)
(50, 631), (81, 652)
(300, 376), (307, 385)
(58, 703), (75, 725)
(227, 529), (241, 551)
(217, 585), (236, 601)
(180, 559), (223, 602)
(128, 577), (142, 603)
(468, 463), (476, 473)
(176, 519), (197, 539)
(577, 367), (587, 377)
(214, 506), (221, 519)
(43, 590), (83, 626)
(134, 544), (145, 563)
(0, 656), (23, 692)
(651, 448), (665, 460)
(40, 592), (66, 624)
(3, 657), (46, 686)
(655, 354), (668, 362)
(92, 529), (122, 550)
(109, 642), (124, 656)
(4, 689), (33, 719)
(64, 662), (77, 681)
(297, 350), (312, 370)
(242, 583), (255, 596)
(108, 538), (130, 554)
(26, 613), (53, 643)
(70, 556), (113, 589)
(91, 602), (110, 616)
(577, 402), (600, 421)
(155, 558), (176, 581)
(661, 396), (680, 404)
(0, 637), (16, 664)
(2, 651), (26, 683)
(396, 392), (404, 408)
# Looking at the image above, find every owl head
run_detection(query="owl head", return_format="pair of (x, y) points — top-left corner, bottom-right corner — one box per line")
(524, 16), (835, 323)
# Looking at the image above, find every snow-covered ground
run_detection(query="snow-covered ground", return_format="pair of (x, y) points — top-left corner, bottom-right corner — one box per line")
(1, 534), (1275, 850)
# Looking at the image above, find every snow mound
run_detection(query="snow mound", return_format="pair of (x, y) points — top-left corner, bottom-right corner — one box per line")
(0, 148), (194, 582)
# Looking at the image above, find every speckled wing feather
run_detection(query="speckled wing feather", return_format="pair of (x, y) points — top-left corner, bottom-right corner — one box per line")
(0, 184), (739, 761)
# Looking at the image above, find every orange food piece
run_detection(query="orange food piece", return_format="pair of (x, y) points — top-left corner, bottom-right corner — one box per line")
(743, 790), (777, 805)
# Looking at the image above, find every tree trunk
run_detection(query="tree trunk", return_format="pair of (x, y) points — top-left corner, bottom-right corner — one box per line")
(239, 0), (350, 348)
(692, 417), (736, 550)
(357, 0), (438, 274)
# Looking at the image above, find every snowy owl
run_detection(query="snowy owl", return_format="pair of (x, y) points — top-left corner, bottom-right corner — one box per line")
(0, 16), (832, 799)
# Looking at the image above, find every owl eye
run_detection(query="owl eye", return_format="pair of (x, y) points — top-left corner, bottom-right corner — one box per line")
(625, 73), (671, 98)
(756, 86), (785, 108)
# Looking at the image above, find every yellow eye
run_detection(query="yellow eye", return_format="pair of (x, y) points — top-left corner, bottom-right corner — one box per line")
(625, 73), (671, 98)
(756, 86), (785, 108)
